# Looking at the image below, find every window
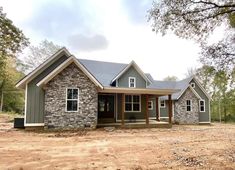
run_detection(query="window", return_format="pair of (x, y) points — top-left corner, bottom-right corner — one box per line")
(125, 95), (141, 112)
(191, 82), (195, 88)
(186, 100), (191, 112)
(160, 100), (165, 108)
(66, 88), (79, 112)
(199, 100), (205, 112)
(129, 77), (136, 88)
(148, 101), (153, 110)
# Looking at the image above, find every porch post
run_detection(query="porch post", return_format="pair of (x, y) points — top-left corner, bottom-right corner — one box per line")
(168, 94), (172, 124)
(121, 93), (125, 126)
(145, 94), (149, 125)
(156, 96), (160, 121)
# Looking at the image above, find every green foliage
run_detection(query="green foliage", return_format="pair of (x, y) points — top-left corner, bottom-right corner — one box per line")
(1, 58), (25, 114)
(0, 7), (29, 74)
(0, 7), (28, 114)
(195, 66), (235, 122)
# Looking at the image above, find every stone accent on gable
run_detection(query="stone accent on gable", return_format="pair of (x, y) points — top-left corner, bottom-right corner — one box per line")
(174, 88), (199, 124)
(44, 63), (98, 129)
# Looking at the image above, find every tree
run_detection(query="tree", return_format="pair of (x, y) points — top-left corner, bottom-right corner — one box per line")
(163, 76), (178, 81)
(18, 40), (61, 73)
(195, 65), (216, 91)
(0, 57), (24, 113)
(0, 7), (28, 112)
(200, 32), (235, 74)
(0, 7), (29, 72)
(148, 0), (235, 72)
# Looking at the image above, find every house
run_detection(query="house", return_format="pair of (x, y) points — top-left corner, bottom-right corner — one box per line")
(16, 48), (210, 129)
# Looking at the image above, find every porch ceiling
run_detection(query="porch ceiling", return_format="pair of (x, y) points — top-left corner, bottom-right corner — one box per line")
(100, 87), (180, 96)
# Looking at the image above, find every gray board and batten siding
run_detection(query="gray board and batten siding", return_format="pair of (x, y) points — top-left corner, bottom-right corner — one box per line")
(117, 66), (147, 88)
(26, 53), (69, 124)
(190, 79), (210, 122)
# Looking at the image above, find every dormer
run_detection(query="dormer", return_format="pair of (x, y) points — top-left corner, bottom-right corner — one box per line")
(111, 61), (152, 88)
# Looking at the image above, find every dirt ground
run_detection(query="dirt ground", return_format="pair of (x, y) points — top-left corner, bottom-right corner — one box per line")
(0, 114), (234, 170)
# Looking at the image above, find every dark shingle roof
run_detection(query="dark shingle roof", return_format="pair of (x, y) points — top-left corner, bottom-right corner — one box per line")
(158, 76), (193, 100)
(79, 59), (127, 86)
(78, 58), (193, 99)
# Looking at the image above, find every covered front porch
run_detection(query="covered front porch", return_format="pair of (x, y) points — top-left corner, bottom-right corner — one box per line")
(97, 87), (177, 128)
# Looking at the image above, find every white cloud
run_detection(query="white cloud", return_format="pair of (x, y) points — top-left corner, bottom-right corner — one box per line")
(1, 0), (203, 80)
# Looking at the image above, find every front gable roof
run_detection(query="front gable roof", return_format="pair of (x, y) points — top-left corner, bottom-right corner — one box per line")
(111, 60), (152, 85)
(37, 56), (103, 89)
(16, 48), (71, 89)
(158, 76), (211, 100)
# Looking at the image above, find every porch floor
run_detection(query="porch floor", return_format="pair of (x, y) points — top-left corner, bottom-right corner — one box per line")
(97, 120), (172, 128)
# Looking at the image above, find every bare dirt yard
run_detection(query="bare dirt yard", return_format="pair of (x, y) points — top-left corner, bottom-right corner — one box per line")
(0, 114), (234, 170)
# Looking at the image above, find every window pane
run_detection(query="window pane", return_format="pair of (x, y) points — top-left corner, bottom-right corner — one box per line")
(148, 101), (152, 108)
(73, 89), (78, 99)
(67, 89), (73, 99)
(133, 95), (140, 102)
(125, 95), (132, 102)
(200, 106), (204, 111)
(186, 100), (189, 105)
(133, 104), (140, 111)
(161, 101), (165, 107)
(125, 103), (132, 111)
(130, 83), (135, 87)
(67, 100), (73, 111)
(67, 100), (77, 111)
(99, 101), (105, 112)
(187, 106), (191, 111)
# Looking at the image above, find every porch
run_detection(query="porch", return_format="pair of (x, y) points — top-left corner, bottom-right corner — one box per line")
(97, 87), (177, 128)
(97, 119), (172, 128)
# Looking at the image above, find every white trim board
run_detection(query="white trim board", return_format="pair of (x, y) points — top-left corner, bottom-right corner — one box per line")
(24, 83), (28, 126)
(24, 123), (45, 127)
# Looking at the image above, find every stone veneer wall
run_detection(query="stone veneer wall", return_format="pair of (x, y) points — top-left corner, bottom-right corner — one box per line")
(174, 88), (199, 124)
(44, 63), (98, 129)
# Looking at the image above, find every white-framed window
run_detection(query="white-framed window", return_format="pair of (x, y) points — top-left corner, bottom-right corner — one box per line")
(125, 94), (141, 112)
(160, 100), (165, 108)
(191, 82), (195, 88)
(148, 101), (153, 110)
(129, 77), (136, 88)
(66, 88), (79, 112)
(199, 100), (205, 112)
(186, 100), (192, 112)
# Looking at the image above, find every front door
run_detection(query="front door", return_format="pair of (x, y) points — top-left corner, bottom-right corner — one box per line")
(98, 95), (115, 119)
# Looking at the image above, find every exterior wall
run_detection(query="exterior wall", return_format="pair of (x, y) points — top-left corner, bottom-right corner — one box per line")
(174, 88), (199, 124)
(148, 97), (156, 117)
(117, 66), (146, 88)
(44, 63), (98, 129)
(26, 54), (68, 124)
(190, 79), (210, 122)
(117, 94), (147, 120)
(160, 100), (169, 118)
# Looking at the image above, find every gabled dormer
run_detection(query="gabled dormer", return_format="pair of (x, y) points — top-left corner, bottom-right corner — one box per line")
(110, 61), (152, 88)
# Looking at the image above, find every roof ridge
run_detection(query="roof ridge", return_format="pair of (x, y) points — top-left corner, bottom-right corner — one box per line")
(78, 58), (128, 65)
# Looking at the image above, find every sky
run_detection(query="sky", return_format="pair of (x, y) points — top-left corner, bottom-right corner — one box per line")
(0, 0), (209, 80)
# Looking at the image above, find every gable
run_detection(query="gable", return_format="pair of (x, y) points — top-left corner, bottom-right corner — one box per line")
(37, 56), (103, 89)
(111, 61), (151, 86)
(190, 78), (210, 100)
(16, 48), (71, 89)
(117, 65), (147, 88)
